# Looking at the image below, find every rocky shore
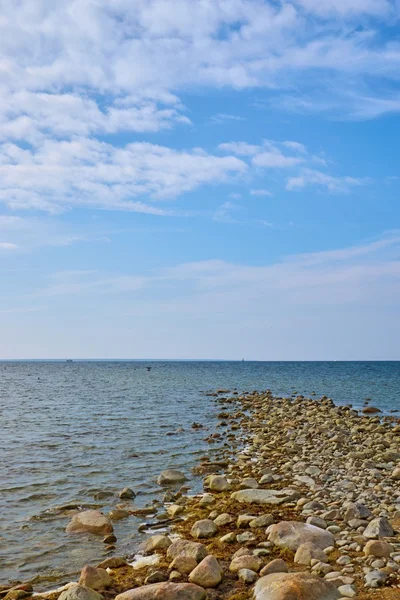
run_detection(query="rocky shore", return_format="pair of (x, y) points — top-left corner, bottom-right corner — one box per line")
(2, 390), (400, 600)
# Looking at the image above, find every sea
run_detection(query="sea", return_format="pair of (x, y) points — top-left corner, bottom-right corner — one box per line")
(1, 360), (399, 589)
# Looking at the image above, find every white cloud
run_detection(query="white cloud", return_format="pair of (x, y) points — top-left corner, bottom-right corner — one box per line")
(293, 0), (392, 18)
(0, 139), (247, 213)
(286, 168), (369, 192)
(252, 151), (303, 168)
(0, 241), (18, 250)
(250, 189), (272, 196)
(210, 113), (246, 124)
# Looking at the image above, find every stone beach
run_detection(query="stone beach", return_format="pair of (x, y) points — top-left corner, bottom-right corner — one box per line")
(1, 389), (400, 600)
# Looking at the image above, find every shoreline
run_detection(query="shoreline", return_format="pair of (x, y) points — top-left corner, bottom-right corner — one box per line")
(2, 390), (400, 600)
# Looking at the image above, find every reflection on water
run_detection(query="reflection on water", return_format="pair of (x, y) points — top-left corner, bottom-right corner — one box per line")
(1, 360), (399, 588)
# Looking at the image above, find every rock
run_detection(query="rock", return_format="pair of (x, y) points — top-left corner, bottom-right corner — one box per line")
(97, 557), (127, 569)
(167, 540), (208, 563)
(103, 534), (117, 544)
(219, 532), (236, 543)
(294, 542), (329, 565)
(4, 592), (31, 600)
(167, 505), (184, 518)
(238, 478), (259, 489)
(229, 555), (261, 573)
(236, 531), (256, 543)
(119, 487), (135, 499)
(392, 467), (400, 480)
(250, 514), (274, 529)
(238, 569), (258, 583)
(79, 565), (111, 590)
(364, 570), (388, 588)
(191, 520), (217, 539)
(208, 475), (231, 492)
(254, 572), (339, 600)
(343, 502), (372, 522)
(259, 559), (288, 577)
(109, 508), (129, 520)
(198, 494), (214, 507)
(364, 540), (393, 558)
(362, 406), (381, 414)
(66, 511), (113, 535)
(267, 521), (335, 551)
(213, 513), (234, 527)
(58, 585), (103, 600)
(188, 556), (222, 588)
(115, 583), (206, 600)
(306, 516), (327, 529)
(363, 517), (394, 539)
(337, 585), (356, 598)
(231, 489), (300, 506)
(143, 534), (172, 553)
(170, 571), (182, 582)
(145, 571), (168, 584)
(170, 557), (198, 575)
(157, 470), (187, 486)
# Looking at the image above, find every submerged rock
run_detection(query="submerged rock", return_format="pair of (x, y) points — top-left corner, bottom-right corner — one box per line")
(157, 470), (187, 486)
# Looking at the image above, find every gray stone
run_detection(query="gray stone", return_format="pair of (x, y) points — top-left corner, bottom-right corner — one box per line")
(250, 514), (274, 529)
(363, 517), (394, 539)
(266, 521), (335, 551)
(143, 534), (172, 553)
(157, 470), (187, 486)
(207, 475), (231, 492)
(115, 583), (206, 600)
(364, 570), (388, 588)
(190, 519), (217, 539)
(119, 488), (135, 499)
(294, 542), (329, 566)
(337, 585), (356, 598)
(231, 489), (300, 506)
(167, 540), (208, 563)
(238, 569), (258, 583)
(58, 585), (103, 600)
(188, 556), (222, 588)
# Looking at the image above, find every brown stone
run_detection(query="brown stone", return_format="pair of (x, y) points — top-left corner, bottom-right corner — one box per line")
(66, 510), (113, 535)
(115, 583), (206, 600)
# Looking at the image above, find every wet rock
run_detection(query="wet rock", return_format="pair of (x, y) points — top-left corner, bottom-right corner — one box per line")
(167, 539), (208, 563)
(79, 566), (111, 590)
(157, 470), (187, 486)
(109, 508), (129, 521)
(294, 542), (329, 565)
(363, 517), (394, 539)
(66, 510), (113, 535)
(115, 583), (206, 600)
(103, 534), (117, 544)
(229, 555), (261, 573)
(254, 572), (339, 600)
(231, 489), (300, 505)
(238, 569), (258, 583)
(97, 557), (127, 569)
(58, 585), (103, 600)
(190, 519), (217, 539)
(143, 534), (172, 553)
(364, 540), (393, 557)
(188, 556), (222, 588)
(362, 406), (381, 414)
(259, 559), (288, 577)
(119, 487), (136, 499)
(170, 557), (198, 575)
(267, 521), (335, 551)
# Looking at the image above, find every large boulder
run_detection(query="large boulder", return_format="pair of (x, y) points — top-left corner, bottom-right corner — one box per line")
(167, 540), (208, 563)
(79, 566), (111, 590)
(266, 521), (335, 551)
(115, 583), (206, 600)
(188, 556), (222, 588)
(231, 489), (300, 506)
(254, 573), (340, 600)
(157, 470), (187, 486)
(66, 511), (113, 535)
(58, 585), (103, 600)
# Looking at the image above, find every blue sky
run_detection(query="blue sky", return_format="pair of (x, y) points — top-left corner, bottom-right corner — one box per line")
(0, 0), (400, 359)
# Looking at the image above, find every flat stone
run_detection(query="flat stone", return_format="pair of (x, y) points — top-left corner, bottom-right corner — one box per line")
(188, 556), (222, 588)
(115, 583), (206, 600)
(267, 521), (335, 551)
(97, 557), (127, 569)
(254, 572), (340, 600)
(66, 511), (113, 535)
(157, 470), (187, 486)
(231, 489), (300, 506)
(167, 540), (208, 563)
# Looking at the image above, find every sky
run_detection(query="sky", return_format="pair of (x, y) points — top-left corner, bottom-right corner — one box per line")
(0, 0), (400, 360)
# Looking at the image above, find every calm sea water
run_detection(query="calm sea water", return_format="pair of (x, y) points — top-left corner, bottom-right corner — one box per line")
(1, 361), (399, 589)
